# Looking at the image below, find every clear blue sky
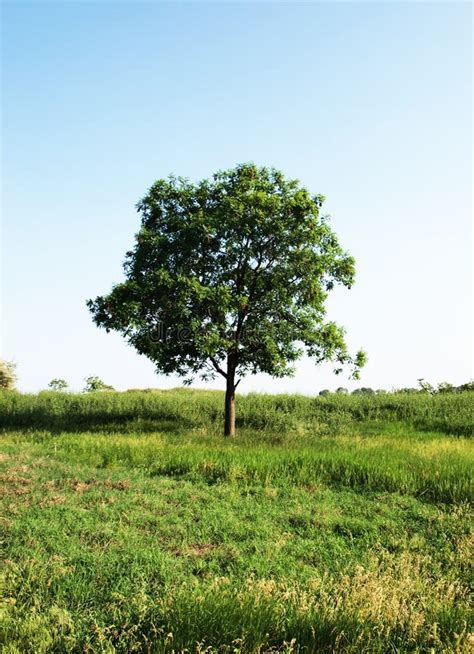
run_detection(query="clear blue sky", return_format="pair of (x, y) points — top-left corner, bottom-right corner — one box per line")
(2, 1), (472, 393)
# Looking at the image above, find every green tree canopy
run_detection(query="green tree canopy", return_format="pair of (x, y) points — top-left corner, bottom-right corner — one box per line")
(83, 376), (114, 393)
(48, 378), (69, 391)
(88, 164), (366, 434)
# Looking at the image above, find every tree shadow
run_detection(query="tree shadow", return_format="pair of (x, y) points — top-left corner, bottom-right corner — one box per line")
(0, 413), (196, 435)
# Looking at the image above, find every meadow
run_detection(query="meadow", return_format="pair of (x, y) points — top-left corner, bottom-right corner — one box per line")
(0, 390), (472, 653)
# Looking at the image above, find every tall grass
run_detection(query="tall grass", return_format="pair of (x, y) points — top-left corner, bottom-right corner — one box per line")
(0, 389), (472, 435)
(10, 429), (468, 504)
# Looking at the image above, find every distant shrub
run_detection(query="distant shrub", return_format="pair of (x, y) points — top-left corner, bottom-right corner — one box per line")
(456, 381), (474, 393)
(436, 382), (455, 394)
(0, 359), (17, 390)
(352, 388), (375, 395)
(319, 390), (331, 397)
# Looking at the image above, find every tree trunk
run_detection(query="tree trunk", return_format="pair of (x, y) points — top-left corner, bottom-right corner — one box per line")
(224, 367), (236, 437)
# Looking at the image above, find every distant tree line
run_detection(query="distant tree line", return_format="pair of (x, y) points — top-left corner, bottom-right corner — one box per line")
(1, 358), (472, 396)
(319, 379), (474, 396)
(48, 376), (115, 392)
(0, 362), (115, 393)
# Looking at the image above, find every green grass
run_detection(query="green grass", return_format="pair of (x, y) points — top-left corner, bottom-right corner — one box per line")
(0, 388), (472, 436)
(0, 390), (473, 652)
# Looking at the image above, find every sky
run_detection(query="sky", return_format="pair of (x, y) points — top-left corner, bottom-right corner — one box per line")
(2, 1), (472, 394)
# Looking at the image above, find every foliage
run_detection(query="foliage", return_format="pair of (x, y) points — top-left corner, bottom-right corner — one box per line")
(0, 359), (17, 390)
(352, 387), (375, 395)
(456, 380), (474, 393)
(87, 163), (366, 434)
(47, 378), (68, 391)
(418, 378), (436, 394)
(0, 393), (472, 652)
(416, 379), (474, 395)
(83, 375), (114, 393)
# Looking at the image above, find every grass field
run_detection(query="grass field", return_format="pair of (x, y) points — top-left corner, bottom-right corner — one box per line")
(1, 390), (472, 652)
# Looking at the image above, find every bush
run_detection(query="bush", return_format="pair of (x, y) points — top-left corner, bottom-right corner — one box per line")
(352, 387), (375, 396)
(0, 359), (17, 390)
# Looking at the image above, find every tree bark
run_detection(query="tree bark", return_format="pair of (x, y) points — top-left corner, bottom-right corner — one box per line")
(224, 365), (236, 437)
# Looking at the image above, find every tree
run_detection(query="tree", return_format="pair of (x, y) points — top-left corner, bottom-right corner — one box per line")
(417, 378), (435, 394)
(87, 164), (366, 435)
(0, 359), (17, 390)
(83, 375), (114, 392)
(48, 378), (69, 391)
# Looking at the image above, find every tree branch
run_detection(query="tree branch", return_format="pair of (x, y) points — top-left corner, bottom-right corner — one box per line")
(209, 356), (227, 378)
